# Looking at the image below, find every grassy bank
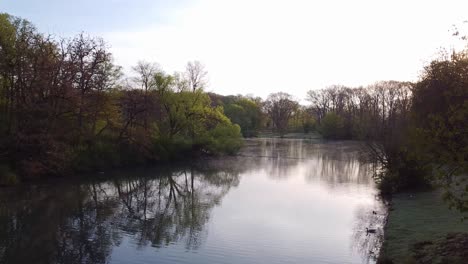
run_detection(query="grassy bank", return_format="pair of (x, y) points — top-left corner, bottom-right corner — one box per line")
(379, 190), (468, 263)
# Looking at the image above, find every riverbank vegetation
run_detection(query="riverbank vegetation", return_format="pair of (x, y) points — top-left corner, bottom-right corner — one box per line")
(305, 47), (468, 262)
(0, 13), (324, 185)
(1, 12), (467, 203)
(307, 53), (468, 209)
(0, 13), (242, 182)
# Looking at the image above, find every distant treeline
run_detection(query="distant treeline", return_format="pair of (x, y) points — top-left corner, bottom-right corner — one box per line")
(304, 56), (467, 213)
(209, 92), (313, 137)
(214, 44), (468, 212)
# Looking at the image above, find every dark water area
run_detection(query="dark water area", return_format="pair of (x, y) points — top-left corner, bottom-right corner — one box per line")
(0, 138), (386, 264)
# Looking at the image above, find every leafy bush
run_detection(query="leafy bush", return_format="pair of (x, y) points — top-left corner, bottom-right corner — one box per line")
(206, 123), (243, 155)
(223, 98), (262, 137)
(376, 151), (431, 195)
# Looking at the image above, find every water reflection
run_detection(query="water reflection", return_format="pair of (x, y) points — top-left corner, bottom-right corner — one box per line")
(0, 138), (384, 264)
(0, 165), (241, 264)
(239, 138), (374, 186)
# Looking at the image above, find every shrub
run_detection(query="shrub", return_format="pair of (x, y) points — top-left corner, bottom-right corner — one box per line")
(206, 123), (243, 155)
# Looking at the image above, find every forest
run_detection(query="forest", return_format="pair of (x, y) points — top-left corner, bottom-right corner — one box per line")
(1, 13), (467, 214)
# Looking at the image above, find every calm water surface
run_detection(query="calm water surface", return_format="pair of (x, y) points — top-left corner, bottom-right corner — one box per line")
(0, 138), (386, 264)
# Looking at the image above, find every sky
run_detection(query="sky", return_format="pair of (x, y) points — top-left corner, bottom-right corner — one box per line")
(1, 0), (468, 99)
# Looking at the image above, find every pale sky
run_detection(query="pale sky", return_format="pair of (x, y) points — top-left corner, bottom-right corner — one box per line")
(1, 0), (467, 99)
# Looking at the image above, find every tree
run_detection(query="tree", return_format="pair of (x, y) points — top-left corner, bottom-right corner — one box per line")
(223, 97), (263, 137)
(305, 82), (425, 193)
(186, 61), (207, 92)
(412, 50), (468, 212)
(132, 61), (159, 130)
(0, 13), (243, 180)
(307, 89), (330, 124)
(132, 61), (159, 92)
(0, 13), (82, 176)
(173, 71), (190, 92)
(288, 106), (315, 133)
(264, 92), (299, 136)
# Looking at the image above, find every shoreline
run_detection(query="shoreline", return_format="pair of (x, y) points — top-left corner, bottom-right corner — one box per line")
(377, 190), (468, 263)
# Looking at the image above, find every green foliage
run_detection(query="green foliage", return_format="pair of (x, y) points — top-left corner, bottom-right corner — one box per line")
(145, 87), (243, 156)
(376, 156), (431, 195)
(0, 13), (243, 180)
(206, 123), (243, 154)
(319, 112), (345, 139)
(411, 50), (468, 211)
(221, 97), (263, 137)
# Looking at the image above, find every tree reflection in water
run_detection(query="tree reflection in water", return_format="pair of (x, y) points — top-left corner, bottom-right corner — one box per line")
(240, 138), (375, 187)
(0, 139), (385, 264)
(239, 138), (385, 262)
(0, 164), (241, 264)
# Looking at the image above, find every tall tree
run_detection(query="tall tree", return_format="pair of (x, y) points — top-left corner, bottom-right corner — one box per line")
(132, 61), (159, 130)
(223, 97), (263, 137)
(412, 50), (468, 211)
(132, 61), (159, 92)
(186, 61), (207, 92)
(264, 92), (299, 136)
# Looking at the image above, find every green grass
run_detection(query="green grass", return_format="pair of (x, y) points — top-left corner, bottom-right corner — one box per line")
(380, 190), (468, 263)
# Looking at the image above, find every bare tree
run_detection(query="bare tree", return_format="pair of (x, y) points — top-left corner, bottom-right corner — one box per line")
(132, 61), (159, 93)
(132, 61), (160, 130)
(306, 89), (330, 124)
(172, 71), (190, 92)
(264, 92), (299, 136)
(186, 61), (207, 92)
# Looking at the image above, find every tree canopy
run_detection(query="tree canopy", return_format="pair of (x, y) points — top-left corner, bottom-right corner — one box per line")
(0, 13), (242, 181)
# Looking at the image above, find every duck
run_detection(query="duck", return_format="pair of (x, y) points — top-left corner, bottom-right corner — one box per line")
(372, 210), (377, 215)
(366, 227), (377, 233)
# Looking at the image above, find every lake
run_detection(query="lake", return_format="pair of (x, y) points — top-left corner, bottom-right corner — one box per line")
(0, 138), (386, 264)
